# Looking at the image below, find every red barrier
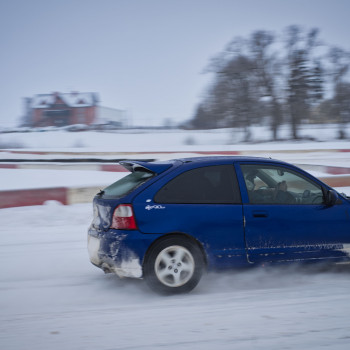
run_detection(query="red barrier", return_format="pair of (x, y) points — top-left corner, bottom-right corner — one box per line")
(0, 175), (349, 209)
(325, 166), (350, 175)
(0, 187), (68, 209)
(0, 164), (18, 169)
(320, 176), (350, 188)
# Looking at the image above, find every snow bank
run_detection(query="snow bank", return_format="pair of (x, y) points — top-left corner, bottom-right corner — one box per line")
(1, 124), (350, 152)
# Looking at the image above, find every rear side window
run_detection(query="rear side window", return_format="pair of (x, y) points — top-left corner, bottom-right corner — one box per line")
(155, 165), (241, 204)
(102, 170), (154, 198)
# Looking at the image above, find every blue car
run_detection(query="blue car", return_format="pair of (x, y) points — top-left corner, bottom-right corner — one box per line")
(88, 157), (350, 294)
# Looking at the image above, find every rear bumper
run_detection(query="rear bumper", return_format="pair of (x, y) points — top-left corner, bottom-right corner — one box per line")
(87, 226), (161, 278)
(87, 235), (102, 266)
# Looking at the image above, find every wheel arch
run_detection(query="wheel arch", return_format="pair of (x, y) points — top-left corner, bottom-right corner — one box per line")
(142, 232), (208, 270)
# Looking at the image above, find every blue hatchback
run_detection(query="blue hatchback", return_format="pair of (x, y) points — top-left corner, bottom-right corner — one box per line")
(88, 157), (350, 294)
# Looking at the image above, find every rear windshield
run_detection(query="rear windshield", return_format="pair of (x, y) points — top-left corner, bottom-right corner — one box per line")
(102, 170), (154, 198)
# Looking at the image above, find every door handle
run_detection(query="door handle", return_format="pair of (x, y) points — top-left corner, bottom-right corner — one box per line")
(253, 211), (268, 218)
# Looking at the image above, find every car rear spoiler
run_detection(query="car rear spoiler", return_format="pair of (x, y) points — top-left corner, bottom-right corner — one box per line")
(119, 160), (173, 174)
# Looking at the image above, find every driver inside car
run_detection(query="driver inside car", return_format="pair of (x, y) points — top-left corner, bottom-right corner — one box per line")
(274, 180), (296, 204)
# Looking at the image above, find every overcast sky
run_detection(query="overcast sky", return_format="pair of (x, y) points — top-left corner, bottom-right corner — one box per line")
(1, 0), (350, 127)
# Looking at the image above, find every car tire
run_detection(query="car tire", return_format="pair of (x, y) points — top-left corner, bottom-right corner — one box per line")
(143, 235), (205, 294)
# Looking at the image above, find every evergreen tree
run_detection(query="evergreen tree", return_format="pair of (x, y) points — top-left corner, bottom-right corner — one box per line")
(288, 49), (310, 138)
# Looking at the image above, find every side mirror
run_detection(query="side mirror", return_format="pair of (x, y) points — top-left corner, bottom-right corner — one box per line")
(326, 190), (339, 206)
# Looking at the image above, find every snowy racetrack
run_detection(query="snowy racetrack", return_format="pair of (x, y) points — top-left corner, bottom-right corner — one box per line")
(1, 202), (350, 350)
(1, 127), (350, 349)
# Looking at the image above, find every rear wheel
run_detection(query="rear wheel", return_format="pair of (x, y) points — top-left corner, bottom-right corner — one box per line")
(144, 236), (204, 294)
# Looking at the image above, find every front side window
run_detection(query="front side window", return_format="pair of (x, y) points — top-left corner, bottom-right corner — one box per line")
(240, 164), (324, 205)
(155, 165), (241, 204)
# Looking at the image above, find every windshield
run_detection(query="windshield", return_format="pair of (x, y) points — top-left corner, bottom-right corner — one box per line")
(101, 170), (154, 198)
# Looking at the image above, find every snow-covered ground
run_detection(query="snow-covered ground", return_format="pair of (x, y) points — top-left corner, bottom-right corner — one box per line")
(1, 124), (350, 152)
(1, 127), (350, 349)
(1, 202), (350, 350)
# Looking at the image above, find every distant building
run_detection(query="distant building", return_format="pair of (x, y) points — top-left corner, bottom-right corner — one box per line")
(23, 92), (126, 128)
(96, 106), (128, 127)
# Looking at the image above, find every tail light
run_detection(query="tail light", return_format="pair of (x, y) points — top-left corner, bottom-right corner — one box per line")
(111, 204), (137, 230)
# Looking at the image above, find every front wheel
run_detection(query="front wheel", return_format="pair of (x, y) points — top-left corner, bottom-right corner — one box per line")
(143, 236), (205, 294)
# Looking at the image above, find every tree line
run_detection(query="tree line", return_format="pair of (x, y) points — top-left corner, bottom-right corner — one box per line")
(190, 25), (350, 140)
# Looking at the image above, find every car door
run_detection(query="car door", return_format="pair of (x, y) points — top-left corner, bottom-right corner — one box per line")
(237, 162), (350, 264)
(133, 164), (247, 268)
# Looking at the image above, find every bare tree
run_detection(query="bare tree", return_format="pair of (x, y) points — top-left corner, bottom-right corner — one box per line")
(249, 30), (282, 140)
(192, 25), (349, 142)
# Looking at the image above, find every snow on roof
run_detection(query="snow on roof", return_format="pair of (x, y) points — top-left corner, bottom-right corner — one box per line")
(31, 92), (98, 108)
